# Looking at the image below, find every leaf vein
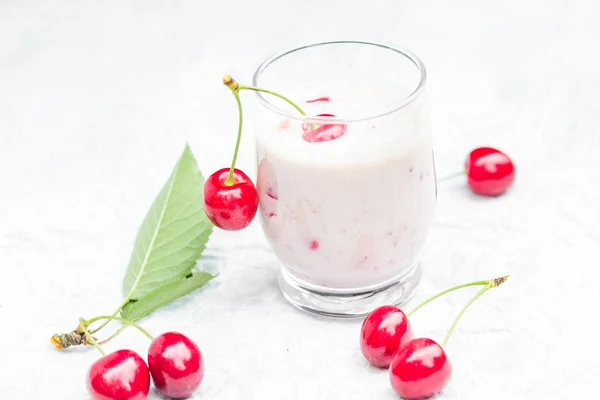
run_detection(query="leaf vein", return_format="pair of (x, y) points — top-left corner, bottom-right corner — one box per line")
(161, 207), (203, 230)
(124, 167), (180, 300)
(150, 221), (206, 253)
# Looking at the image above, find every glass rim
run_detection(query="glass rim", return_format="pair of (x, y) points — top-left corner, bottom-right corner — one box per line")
(251, 40), (427, 123)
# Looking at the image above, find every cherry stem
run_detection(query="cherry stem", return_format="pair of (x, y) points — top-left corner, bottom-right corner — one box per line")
(89, 298), (129, 335)
(78, 318), (105, 356)
(223, 74), (316, 134)
(437, 170), (466, 183)
(98, 325), (126, 345)
(406, 279), (489, 317)
(441, 275), (510, 347)
(238, 85), (308, 116)
(239, 85), (318, 131)
(224, 91), (243, 186)
(86, 315), (155, 341)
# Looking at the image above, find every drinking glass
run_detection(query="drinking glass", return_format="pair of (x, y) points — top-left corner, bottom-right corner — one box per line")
(252, 41), (436, 317)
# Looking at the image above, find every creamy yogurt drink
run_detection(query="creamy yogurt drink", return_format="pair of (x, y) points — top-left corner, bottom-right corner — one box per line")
(252, 42), (435, 316)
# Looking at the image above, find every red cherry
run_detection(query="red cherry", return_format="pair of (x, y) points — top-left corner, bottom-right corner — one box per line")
(360, 305), (414, 368)
(203, 167), (258, 231)
(302, 114), (347, 143)
(465, 147), (515, 196)
(148, 332), (204, 399)
(87, 349), (150, 400)
(389, 338), (452, 399)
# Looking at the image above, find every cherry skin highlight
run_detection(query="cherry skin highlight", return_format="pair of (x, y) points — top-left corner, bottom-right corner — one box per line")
(87, 349), (150, 400)
(360, 305), (414, 368)
(465, 147), (515, 196)
(203, 167), (258, 231)
(148, 332), (204, 399)
(389, 338), (452, 399)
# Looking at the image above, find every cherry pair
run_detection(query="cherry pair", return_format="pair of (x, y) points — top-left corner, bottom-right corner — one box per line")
(359, 276), (508, 399)
(87, 331), (203, 400)
(360, 306), (450, 399)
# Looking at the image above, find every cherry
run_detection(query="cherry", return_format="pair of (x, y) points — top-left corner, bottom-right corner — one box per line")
(389, 338), (452, 399)
(203, 167), (258, 231)
(302, 113), (347, 143)
(257, 158), (278, 218)
(360, 305), (414, 368)
(438, 147), (515, 196)
(306, 96), (331, 103)
(87, 349), (150, 400)
(465, 147), (515, 196)
(148, 332), (204, 399)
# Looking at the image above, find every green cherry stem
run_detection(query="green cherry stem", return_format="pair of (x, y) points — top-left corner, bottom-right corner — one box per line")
(88, 298), (129, 335)
(78, 318), (105, 356)
(437, 170), (466, 183)
(223, 89), (244, 186)
(85, 315), (155, 341)
(223, 74), (316, 134)
(97, 325), (127, 345)
(223, 74), (308, 117)
(238, 85), (317, 131)
(238, 85), (308, 116)
(441, 275), (510, 347)
(406, 279), (489, 317)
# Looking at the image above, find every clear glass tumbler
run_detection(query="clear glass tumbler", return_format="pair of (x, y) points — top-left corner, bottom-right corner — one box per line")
(252, 41), (436, 317)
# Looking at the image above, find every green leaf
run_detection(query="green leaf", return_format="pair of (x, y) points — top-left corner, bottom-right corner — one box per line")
(121, 272), (216, 321)
(122, 143), (213, 301)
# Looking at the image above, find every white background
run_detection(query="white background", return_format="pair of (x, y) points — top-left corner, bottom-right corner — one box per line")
(1, 0), (599, 399)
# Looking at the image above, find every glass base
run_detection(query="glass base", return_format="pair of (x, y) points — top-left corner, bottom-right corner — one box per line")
(278, 263), (422, 319)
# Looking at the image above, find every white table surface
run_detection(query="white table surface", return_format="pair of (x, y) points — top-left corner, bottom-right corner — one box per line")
(1, 1), (599, 399)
